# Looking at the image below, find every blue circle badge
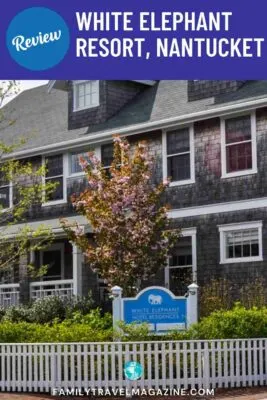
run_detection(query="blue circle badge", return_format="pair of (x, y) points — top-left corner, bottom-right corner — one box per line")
(124, 361), (143, 381)
(6, 7), (70, 71)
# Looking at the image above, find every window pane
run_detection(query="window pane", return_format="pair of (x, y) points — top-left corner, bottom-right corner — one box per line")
(77, 95), (85, 110)
(101, 144), (114, 167)
(226, 142), (252, 173)
(45, 177), (63, 201)
(85, 93), (92, 107)
(225, 228), (259, 259)
(251, 243), (259, 256)
(170, 236), (192, 267)
(167, 153), (190, 181)
(85, 82), (92, 95)
(0, 187), (9, 209)
(167, 128), (190, 155)
(43, 249), (62, 280)
(46, 155), (63, 177)
(225, 115), (251, 144)
(91, 80), (98, 93)
(78, 83), (85, 96)
(0, 171), (9, 187)
(70, 152), (90, 174)
(91, 91), (98, 104)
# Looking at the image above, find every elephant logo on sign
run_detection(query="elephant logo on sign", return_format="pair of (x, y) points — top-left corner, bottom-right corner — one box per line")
(148, 294), (163, 305)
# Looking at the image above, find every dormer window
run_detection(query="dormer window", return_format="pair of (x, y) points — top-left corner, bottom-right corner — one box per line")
(73, 81), (99, 112)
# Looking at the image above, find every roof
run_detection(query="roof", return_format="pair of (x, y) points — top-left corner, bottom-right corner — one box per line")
(1, 80), (267, 154)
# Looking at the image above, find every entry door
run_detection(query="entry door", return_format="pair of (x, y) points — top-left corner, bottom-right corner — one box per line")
(40, 244), (64, 281)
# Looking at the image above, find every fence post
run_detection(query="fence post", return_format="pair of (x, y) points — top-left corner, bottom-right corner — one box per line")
(187, 283), (199, 328)
(203, 342), (210, 389)
(51, 344), (58, 391)
(111, 286), (123, 330)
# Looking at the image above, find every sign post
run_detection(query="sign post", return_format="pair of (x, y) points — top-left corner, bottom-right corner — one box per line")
(111, 285), (123, 331)
(187, 282), (199, 327)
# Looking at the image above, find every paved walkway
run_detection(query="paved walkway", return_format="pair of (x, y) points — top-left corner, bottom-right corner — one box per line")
(0, 387), (266, 399)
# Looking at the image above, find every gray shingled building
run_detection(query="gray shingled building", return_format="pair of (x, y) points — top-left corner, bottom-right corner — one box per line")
(0, 80), (267, 308)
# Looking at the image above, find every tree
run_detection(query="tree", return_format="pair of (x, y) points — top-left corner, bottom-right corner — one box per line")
(61, 136), (179, 296)
(0, 81), (54, 279)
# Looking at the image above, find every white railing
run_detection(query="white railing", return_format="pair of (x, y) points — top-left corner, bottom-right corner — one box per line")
(0, 284), (20, 307)
(30, 279), (73, 301)
(0, 339), (266, 393)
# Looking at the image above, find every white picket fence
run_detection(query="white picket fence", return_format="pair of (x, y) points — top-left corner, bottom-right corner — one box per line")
(0, 339), (266, 393)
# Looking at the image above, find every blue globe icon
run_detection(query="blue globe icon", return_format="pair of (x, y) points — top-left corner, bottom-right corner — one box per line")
(124, 361), (143, 381)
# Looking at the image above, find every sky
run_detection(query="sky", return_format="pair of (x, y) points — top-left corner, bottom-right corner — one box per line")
(1, 80), (48, 106)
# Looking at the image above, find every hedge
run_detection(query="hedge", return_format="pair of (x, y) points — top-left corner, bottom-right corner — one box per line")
(0, 304), (266, 342)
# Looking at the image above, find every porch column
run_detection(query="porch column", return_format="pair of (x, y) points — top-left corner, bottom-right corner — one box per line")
(72, 243), (83, 296)
(19, 253), (30, 304)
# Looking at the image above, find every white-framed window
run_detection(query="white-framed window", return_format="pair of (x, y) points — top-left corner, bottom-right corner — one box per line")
(42, 154), (67, 206)
(221, 112), (257, 178)
(165, 228), (197, 296)
(219, 221), (263, 264)
(162, 125), (195, 186)
(73, 81), (99, 111)
(0, 170), (12, 211)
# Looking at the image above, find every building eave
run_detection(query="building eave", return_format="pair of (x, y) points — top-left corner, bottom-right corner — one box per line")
(0, 215), (91, 239)
(5, 96), (267, 160)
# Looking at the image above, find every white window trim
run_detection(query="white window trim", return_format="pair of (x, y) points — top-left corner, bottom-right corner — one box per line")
(162, 125), (195, 187)
(165, 227), (197, 290)
(219, 221), (263, 264)
(40, 243), (65, 280)
(42, 154), (68, 207)
(221, 111), (257, 179)
(73, 80), (100, 112)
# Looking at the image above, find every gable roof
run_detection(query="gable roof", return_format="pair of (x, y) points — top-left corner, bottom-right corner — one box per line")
(1, 80), (267, 156)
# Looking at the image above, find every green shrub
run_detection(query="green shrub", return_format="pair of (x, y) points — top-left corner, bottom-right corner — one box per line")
(188, 303), (267, 339)
(65, 295), (94, 319)
(3, 306), (30, 323)
(2, 294), (94, 324)
(0, 321), (113, 343)
(0, 308), (113, 343)
(65, 308), (112, 330)
(115, 322), (153, 341)
(27, 296), (67, 324)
